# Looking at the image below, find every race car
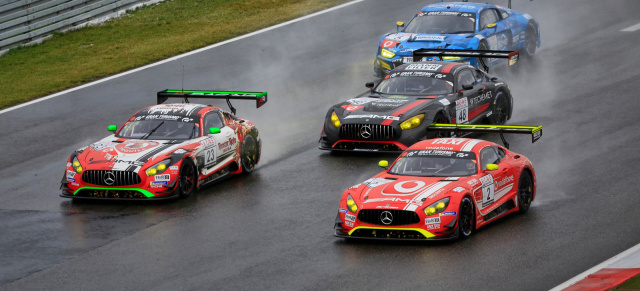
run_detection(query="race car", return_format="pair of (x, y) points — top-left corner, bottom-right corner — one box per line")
(60, 90), (267, 200)
(374, 1), (540, 76)
(319, 50), (518, 152)
(334, 124), (542, 240)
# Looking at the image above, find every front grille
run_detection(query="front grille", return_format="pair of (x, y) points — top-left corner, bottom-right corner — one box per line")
(339, 124), (397, 140)
(82, 170), (142, 186)
(75, 189), (147, 199)
(333, 142), (402, 152)
(358, 209), (420, 226)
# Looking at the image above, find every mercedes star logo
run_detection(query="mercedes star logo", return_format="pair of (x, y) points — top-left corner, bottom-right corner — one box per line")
(360, 125), (372, 139)
(380, 211), (393, 225)
(104, 171), (116, 186)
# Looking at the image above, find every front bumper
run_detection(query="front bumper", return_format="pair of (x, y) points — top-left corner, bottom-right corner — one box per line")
(334, 223), (459, 241)
(60, 173), (179, 200)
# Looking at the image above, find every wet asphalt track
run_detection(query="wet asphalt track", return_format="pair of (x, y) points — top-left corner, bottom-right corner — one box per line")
(1, 0), (640, 290)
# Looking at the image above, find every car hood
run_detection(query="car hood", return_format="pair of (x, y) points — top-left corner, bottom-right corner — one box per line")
(352, 175), (468, 211)
(76, 136), (186, 173)
(333, 95), (447, 124)
(381, 32), (476, 56)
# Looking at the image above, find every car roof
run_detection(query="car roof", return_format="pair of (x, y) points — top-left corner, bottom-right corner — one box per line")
(408, 138), (497, 153)
(422, 2), (496, 13)
(393, 61), (471, 75)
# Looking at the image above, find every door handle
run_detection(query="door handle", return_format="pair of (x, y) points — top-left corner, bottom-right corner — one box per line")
(502, 169), (508, 174)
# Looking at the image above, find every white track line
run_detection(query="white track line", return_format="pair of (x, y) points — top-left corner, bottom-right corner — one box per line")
(621, 22), (640, 32)
(0, 0), (364, 116)
(549, 242), (640, 291)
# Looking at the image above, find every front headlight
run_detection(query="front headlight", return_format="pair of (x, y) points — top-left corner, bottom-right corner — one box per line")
(380, 49), (396, 59)
(400, 114), (425, 130)
(330, 111), (341, 128)
(346, 194), (358, 213)
(424, 197), (450, 216)
(146, 159), (171, 176)
(72, 156), (83, 173)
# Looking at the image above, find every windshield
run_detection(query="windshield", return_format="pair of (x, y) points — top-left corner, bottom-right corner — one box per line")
(389, 150), (477, 177)
(375, 76), (453, 95)
(404, 12), (476, 34)
(117, 119), (199, 140)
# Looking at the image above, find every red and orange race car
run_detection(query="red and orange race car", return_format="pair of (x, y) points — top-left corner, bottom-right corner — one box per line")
(334, 124), (541, 240)
(61, 90), (267, 200)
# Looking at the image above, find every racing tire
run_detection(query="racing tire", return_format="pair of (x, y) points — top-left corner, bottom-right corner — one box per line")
(517, 171), (534, 213)
(490, 91), (510, 125)
(524, 24), (537, 58)
(241, 135), (259, 174)
(426, 113), (452, 139)
(178, 159), (197, 198)
(459, 196), (475, 238)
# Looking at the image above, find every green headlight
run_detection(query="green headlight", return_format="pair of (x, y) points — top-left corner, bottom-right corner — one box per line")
(424, 197), (450, 216)
(347, 195), (358, 213)
(380, 49), (396, 59)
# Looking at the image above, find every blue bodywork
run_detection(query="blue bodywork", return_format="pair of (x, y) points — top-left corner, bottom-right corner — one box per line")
(374, 2), (540, 76)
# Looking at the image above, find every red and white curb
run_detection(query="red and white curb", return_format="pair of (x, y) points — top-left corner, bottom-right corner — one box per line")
(550, 242), (640, 291)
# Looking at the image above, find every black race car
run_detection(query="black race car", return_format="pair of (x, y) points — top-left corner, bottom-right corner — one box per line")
(319, 50), (519, 152)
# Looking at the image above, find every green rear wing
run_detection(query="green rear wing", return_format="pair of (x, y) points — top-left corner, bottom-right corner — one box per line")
(427, 124), (542, 148)
(157, 90), (267, 113)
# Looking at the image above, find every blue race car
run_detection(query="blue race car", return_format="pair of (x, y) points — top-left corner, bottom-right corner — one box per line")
(374, 1), (540, 76)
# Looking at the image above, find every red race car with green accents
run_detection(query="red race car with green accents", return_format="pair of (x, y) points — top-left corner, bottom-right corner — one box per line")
(334, 124), (541, 240)
(61, 90), (267, 200)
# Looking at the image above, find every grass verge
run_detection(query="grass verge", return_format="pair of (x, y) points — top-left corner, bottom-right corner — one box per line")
(0, 0), (349, 109)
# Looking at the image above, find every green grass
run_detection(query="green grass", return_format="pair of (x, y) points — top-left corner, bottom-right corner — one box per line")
(614, 273), (640, 289)
(0, 0), (349, 109)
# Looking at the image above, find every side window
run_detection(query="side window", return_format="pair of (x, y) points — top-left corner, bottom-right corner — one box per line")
(456, 69), (476, 91)
(499, 9), (510, 19)
(480, 9), (499, 30)
(204, 111), (225, 131)
(496, 147), (506, 159)
(473, 69), (486, 83)
(480, 147), (500, 170)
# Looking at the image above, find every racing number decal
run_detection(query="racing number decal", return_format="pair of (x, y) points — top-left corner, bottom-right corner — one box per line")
(455, 98), (469, 124)
(479, 174), (495, 208)
(205, 147), (217, 167)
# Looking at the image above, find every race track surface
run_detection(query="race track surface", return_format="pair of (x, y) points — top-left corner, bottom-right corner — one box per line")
(1, 0), (640, 290)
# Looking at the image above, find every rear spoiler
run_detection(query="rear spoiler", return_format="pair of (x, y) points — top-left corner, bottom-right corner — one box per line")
(448, 0), (533, 9)
(157, 90), (267, 115)
(412, 49), (519, 72)
(427, 124), (542, 149)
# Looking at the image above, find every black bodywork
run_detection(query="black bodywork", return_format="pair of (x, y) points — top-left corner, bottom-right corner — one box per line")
(319, 61), (513, 152)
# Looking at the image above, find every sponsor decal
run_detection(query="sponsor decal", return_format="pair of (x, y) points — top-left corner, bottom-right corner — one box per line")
(384, 33), (413, 42)
(217, 137), (237, 151)
(426, 223), (440, 230)
(169, 165), (179, 170)
(413, 35), (446, 42)
(341, 105), (363, 111)
(150, 181), (168, 186)
(67, 177), (76, 183)
(362, 178), (394, 188)
(339, 208), (348, 213)
(406, 150), (472, 158)
(453, 187), (465, 193)
(440, 211), (457, 216)
(345, 214), (356, 222)
(470, 91), (492, 104)
(405, 64), (442, 71)
(495, 175), (514, 188)
(467, 179), (479, 187)
(455, 97), (469, 124)
(390, 71), (438, 78)
(90, 142), (114, 151)
(533, 130), (542, 140)
(425, 217), (441, 225)
(344, 221), (354, 227)
(376, 205), (400, 209)
(439, 99), (451, 106)
(66, 162), (72, 167)
(115, 141), (159, 154)
(387, 95), (408, 99)
(479, 174), (495, 207)
(113, 159), (145, 167)
(200, 137), (216, 148)
(173, 149), (187, 154)
(431, 138), (465, 145)
(66, 170), (76, 178)
(364, 197), (412, 204)
(344, 115), (399, 121)
(381, 40), (398, 48)
(346, 97), (408, 106)
(154, 174), (170, 181)
(349, 183), (361, 189)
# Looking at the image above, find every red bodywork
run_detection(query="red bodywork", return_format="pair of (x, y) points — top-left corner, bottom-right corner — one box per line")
(335, 137), (536, 240)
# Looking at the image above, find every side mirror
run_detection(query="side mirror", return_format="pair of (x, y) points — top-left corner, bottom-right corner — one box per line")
(490, 77), (499, 82)
(486, 23), (497, 29)
(379, 160), (389, 169)
(396, 21), (404, 32)
(485, 164), (499, 171)
(108, 124), (117, 133)
(365, 82), (375, 91)
(209, 127), (221, 134)
(462, 84), (473, 90)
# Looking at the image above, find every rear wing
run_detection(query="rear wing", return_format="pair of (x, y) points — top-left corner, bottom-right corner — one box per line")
(449, 0), (533, 9)
(157, 90), (268, 115)
(412, 49), (519, 72)
(427, 124), (542, 149)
